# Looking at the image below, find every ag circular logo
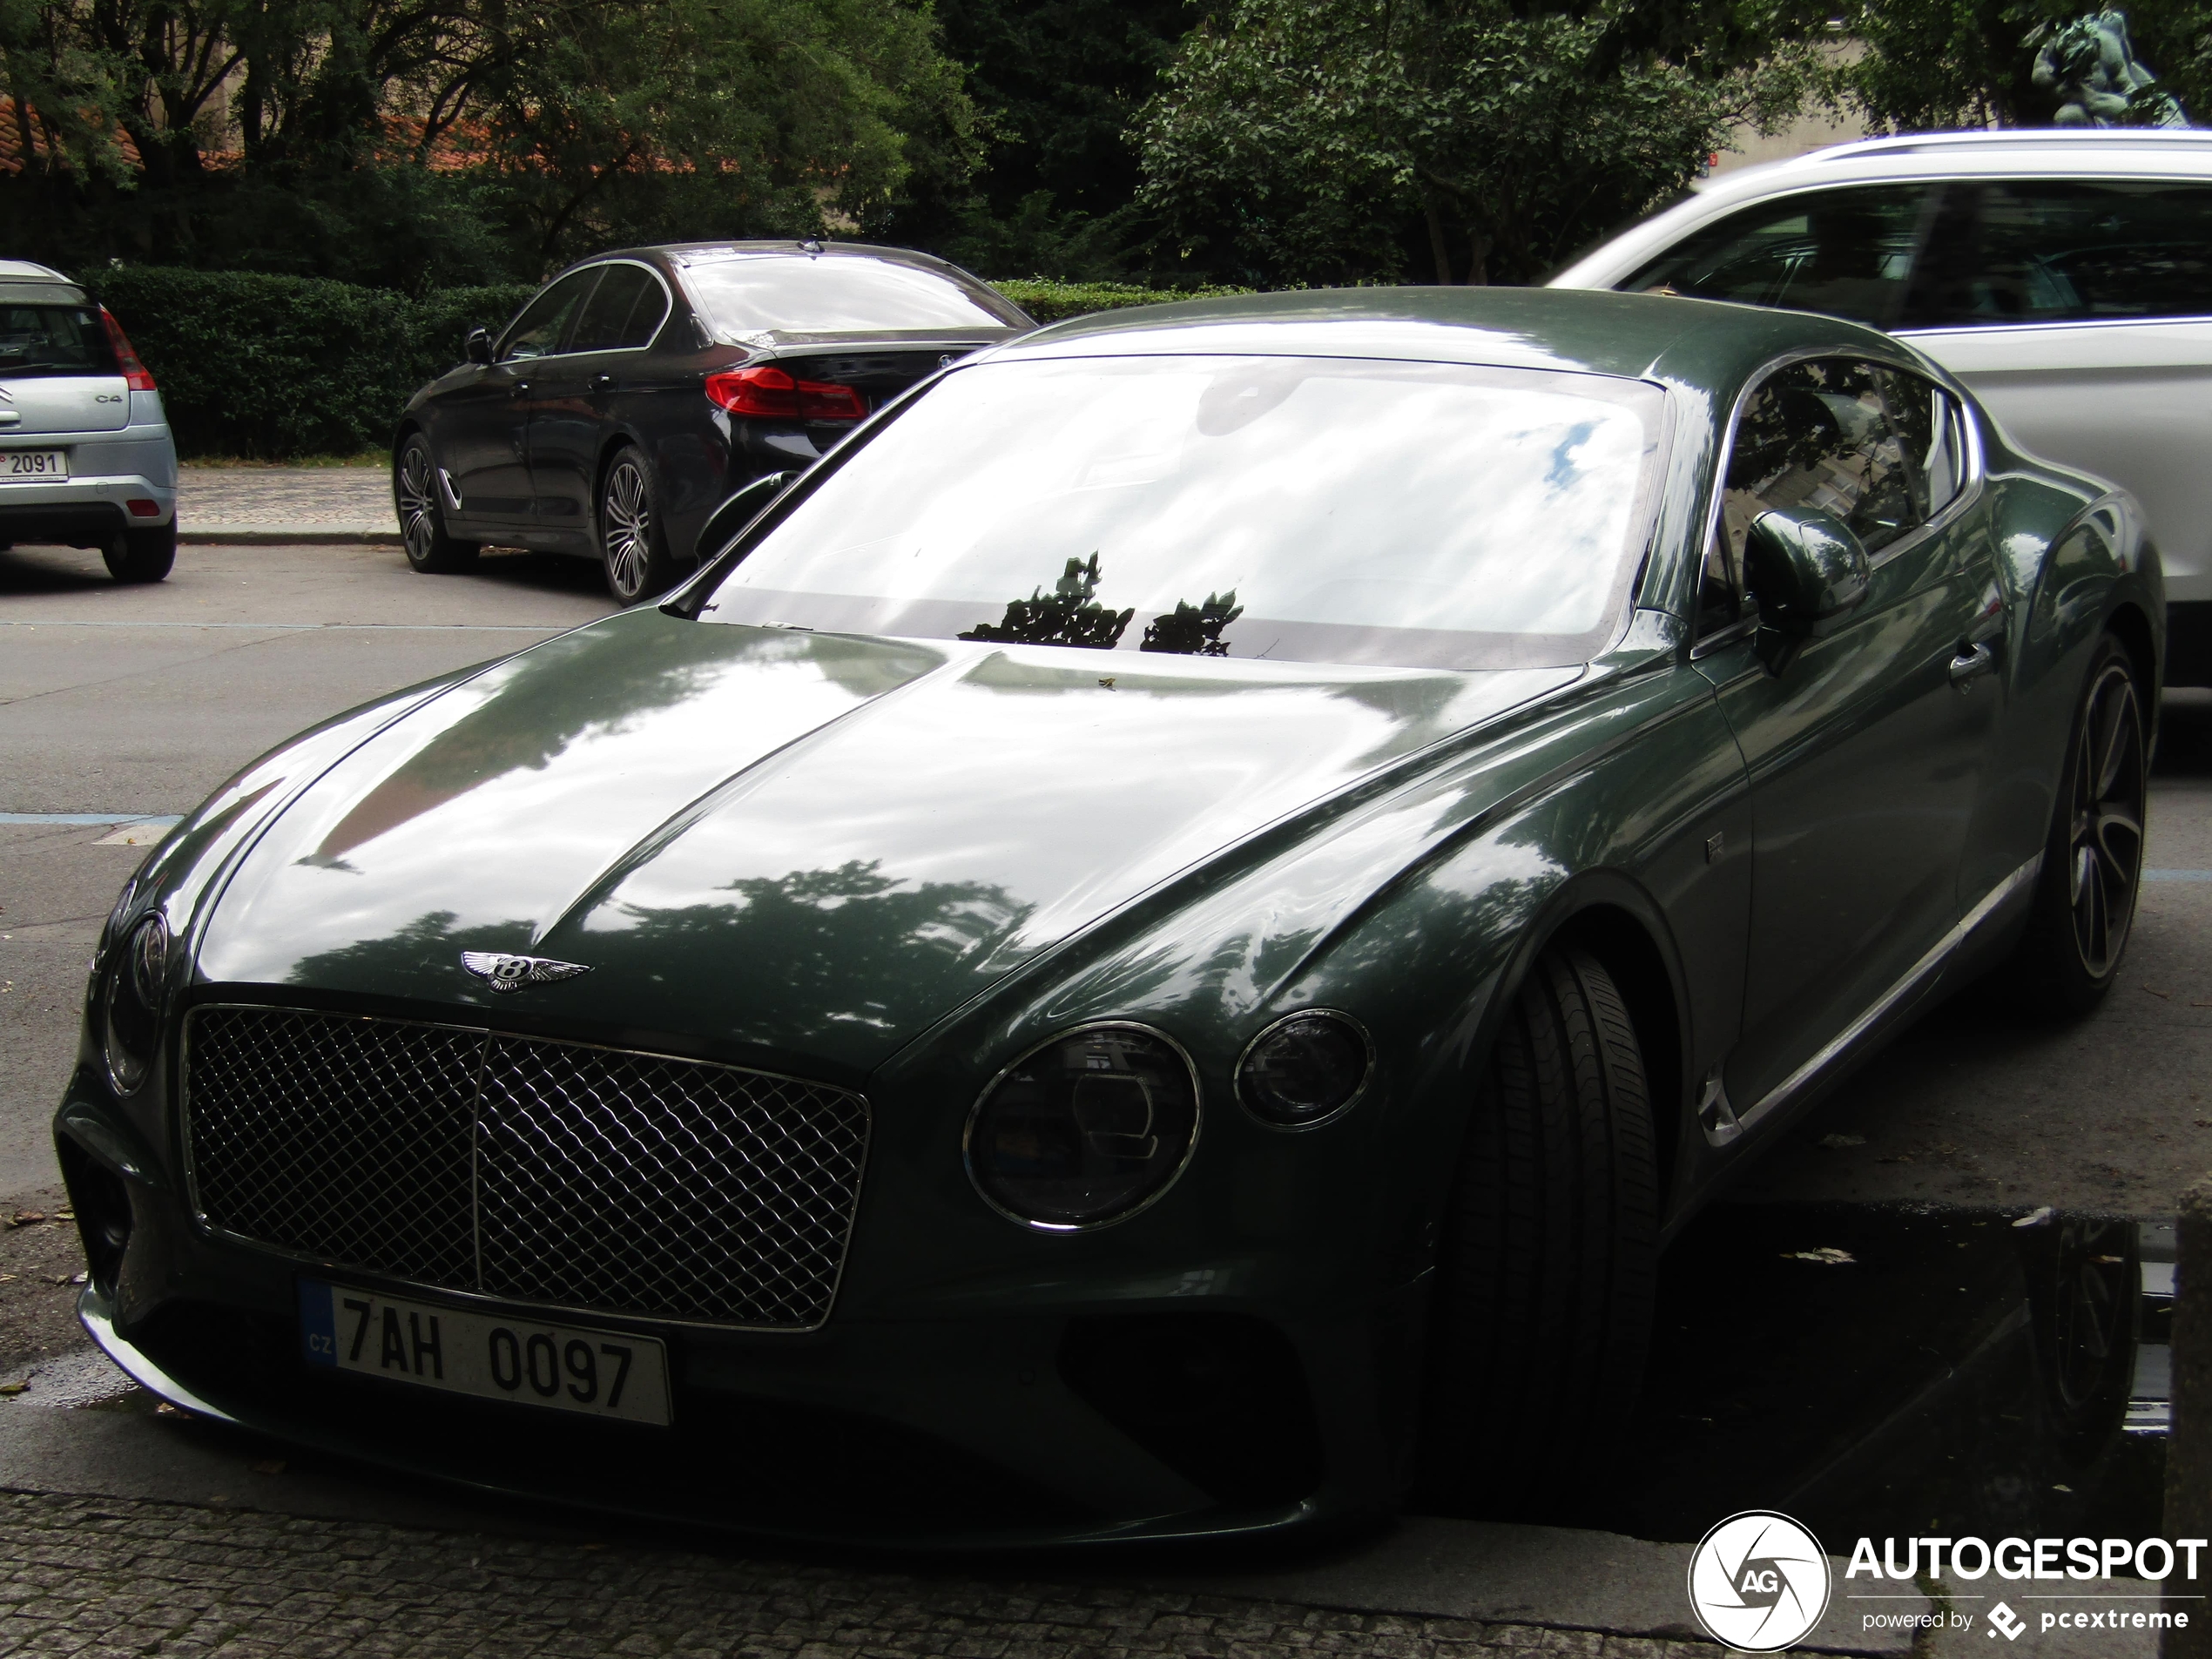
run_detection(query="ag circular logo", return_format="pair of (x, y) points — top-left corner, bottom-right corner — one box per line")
(1686, 1509), (1832, 1652)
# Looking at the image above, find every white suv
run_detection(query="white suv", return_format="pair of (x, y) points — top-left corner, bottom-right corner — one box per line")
(1551, 130), (2212, 685)
(0, 260), (177, 582)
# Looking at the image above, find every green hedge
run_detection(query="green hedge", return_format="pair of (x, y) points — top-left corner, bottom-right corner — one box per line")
(992, 279), (1254, 323)
(71, 267), (1254, 459)
(79, 268), (535, 460)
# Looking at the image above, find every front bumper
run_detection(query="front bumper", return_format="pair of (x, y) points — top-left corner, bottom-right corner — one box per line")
(58, 1108), (1420, 1548)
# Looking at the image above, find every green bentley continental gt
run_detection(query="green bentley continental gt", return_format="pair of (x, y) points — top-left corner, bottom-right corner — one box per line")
(57, 288), (2157, 1543)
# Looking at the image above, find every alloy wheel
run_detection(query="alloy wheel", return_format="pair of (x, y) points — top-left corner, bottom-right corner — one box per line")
(2066, 661), (2146, 978)
(602, 460), (652, 600)
(397, 445), (439, 564)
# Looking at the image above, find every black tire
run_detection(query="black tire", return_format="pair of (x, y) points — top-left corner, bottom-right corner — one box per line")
(2006, 631), (2148, 1017)
(395, 434), (479, 574)
(599, 447), (675, 605)
(103, 521), (175, 583)
(1418, 948), (1660, 1518)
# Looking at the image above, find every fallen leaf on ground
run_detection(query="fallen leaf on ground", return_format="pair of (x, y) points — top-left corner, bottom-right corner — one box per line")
(250, 1459), (286, 1475)
(46, 1275), (71, 1286)
(0, 1274), (16, 1284)
(1784, 1247), (1857, 1264)
(51, 1211), (72, 1222)
(0, 1382), (24, 1397)
(5, 1212), (44, 1229)
(2143, 986), (2174, 998)
(1819, 1133), (1866, 1149)
(2013, 1205), (2057, 1229)
(69, 1271), (86, 1285)
(153, 1401), (185, 1418)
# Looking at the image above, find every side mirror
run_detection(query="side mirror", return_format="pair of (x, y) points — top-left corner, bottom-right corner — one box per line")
(693, 470), (799, 566)
(465, 326), (493, 367)
(1744, 506), (1869, 655)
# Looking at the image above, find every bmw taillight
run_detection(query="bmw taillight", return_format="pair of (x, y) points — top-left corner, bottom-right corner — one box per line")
(704, 365), (866, 421)
(99, 308), (157, 392)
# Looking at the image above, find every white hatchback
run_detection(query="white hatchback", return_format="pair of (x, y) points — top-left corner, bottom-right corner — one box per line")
(1551, 129), (2212, 685)
(0, 260), (178, 582)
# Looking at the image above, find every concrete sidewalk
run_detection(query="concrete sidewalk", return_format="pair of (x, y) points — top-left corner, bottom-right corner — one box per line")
(177, 464), (399, 543)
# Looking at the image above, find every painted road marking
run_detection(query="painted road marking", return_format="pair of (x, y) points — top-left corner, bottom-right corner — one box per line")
(2145, 870), (2212, 882)
(0, 620), (562, 632)
(0, 813), (185, 826)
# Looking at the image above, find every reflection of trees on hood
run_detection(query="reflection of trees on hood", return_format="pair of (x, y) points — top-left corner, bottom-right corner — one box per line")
(285, 909), (527, 988)
(316, 625), (941, 859)
(603, 860), (1034, 1044)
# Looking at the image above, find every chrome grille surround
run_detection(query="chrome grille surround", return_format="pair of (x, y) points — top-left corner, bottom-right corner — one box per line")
(180, 1005), (870, 1331)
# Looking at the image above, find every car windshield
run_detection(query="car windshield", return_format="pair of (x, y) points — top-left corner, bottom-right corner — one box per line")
(697, 354), (1667, 671)
(0, 303), (118, 380)
(678, 253), (1023, 340)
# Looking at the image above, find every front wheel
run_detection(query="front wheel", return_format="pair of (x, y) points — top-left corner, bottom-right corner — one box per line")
(1417, 947), (1659, 1518)
(103, 521), (175, 583)
(599, 448), (675, 605)
(395, 435), (479, 574)
(2005, 632), (2148, 1016)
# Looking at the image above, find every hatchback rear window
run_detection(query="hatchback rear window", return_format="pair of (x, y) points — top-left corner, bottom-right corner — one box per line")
(677, 253), (1023, 340)
(0, 304), (119, 379)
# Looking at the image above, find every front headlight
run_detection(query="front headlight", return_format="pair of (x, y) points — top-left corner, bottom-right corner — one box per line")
(965, 1022), (1201, 1231)
(103, 914), (169, 1095)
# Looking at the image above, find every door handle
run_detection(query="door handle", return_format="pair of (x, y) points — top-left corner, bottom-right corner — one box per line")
(1948, 640), (1997, 690)
(594, 373), (615, 388)
(513, 381), (530, 396)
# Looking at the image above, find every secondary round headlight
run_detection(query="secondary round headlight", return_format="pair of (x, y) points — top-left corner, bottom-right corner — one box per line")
(103, 914), (169, 1095)
(965, 1023), (1201, 1231)
(1237, 1010), (1372, 1129)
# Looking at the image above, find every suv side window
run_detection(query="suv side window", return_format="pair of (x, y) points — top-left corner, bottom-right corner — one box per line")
(1723, 359), (1919, 577)
(570, 263), (668, 354)
(1904, 179), (2212, 327)
(499, 269), (598, 362)
(1622, 185), (1939, 328)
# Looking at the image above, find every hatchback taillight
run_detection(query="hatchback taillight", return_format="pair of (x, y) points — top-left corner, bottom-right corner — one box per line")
(99, 308), (157, 392)
(705, 365), (866, 421)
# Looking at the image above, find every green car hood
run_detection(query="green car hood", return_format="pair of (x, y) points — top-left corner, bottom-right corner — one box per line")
(195, 608), (1577, 1075)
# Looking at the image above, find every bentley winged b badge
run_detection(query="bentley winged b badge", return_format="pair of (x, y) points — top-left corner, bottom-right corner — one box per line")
(461, 951), (592, 993)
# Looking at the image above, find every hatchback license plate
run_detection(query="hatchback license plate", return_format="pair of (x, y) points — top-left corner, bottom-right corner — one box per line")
(3, 450), (66, 480)
(298, 1280), (672, 1426)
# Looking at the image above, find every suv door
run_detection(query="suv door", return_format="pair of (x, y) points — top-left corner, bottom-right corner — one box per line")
(440, 269), (596, 531)
(1896, 177), (2212, 678)
(1693, 356), (2005, 1124)
(526, 262), (671, 541)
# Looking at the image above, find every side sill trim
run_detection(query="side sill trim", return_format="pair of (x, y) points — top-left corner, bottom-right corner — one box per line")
(1734, 853), (2042, 1137)
(77, 1286), (241, 1425)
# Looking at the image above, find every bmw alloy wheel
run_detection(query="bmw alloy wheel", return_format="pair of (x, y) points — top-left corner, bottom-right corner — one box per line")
(2066, 658), (2146, 977)
(397, 444), (438, 565)
(602, 458), (652, 601)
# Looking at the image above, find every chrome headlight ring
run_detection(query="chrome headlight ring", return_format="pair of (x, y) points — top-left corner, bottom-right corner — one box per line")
(1235, 1008), (1373, 1131)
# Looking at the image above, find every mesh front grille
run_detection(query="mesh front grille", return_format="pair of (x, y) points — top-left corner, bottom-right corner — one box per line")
(182, 1006), (868, 1329)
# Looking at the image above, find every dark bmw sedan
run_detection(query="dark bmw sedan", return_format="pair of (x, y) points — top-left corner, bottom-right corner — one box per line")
(391, 241), (1032, 602)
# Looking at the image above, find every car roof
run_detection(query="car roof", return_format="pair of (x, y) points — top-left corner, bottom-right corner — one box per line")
(0, 260), (88, 305)
(982, 286), (1915, 401)
(1550, 129), (2212, 291)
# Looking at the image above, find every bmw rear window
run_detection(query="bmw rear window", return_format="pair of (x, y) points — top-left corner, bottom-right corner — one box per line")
(0, 304), (118, 379)
(677, 253), (1024, 341)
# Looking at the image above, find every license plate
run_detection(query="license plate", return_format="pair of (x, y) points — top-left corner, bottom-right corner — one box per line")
(297, 1280), (672, 1426)
(3, 449), (66, 480)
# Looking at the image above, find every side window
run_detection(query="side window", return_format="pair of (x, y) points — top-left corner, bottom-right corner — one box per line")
(1904, 179), (2212, 327)
(570, 264), (668, 354)
(1622, 185), (1938, 328)
(1877, 368), (1968, 520)
(499, 269), (598, 361)
(1723, 359), (1919, 571)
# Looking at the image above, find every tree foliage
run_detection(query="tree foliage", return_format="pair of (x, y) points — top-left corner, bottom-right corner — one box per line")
(1134, 0), (1821, 289)
(0, 0), (978, 287)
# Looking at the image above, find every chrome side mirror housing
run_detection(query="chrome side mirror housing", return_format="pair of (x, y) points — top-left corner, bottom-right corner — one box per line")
(464, 326), (494, 367)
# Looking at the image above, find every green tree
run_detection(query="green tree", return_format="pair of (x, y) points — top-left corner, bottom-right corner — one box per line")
(1133, 0), (1819, 289)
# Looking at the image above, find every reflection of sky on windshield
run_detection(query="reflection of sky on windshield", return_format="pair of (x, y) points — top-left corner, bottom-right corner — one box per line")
(718, 357), (1655, 642)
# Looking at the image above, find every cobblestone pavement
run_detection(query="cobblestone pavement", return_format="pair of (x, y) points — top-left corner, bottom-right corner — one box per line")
(0, 1493), (1736, 1659)
(177, 466), (395, 533)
